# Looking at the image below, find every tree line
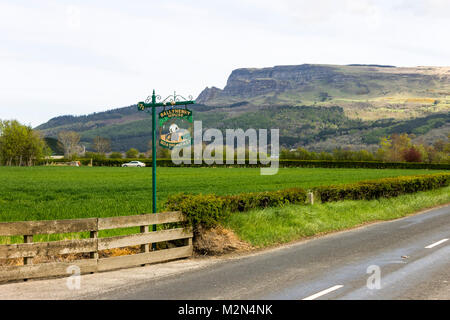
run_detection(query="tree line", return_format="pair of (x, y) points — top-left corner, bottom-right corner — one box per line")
(281, 133), (450, 163)
(53, 130), (450, 164)
(1, 121), (448, 166)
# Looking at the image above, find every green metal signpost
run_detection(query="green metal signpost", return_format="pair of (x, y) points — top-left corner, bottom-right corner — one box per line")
(137, 90), (195, 248)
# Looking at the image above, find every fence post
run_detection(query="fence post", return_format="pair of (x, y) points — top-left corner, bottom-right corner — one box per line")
(184, 225), (193, 247)
(140, 225), (150, 266)
(90, 231), (98, 260)
(23, 235), (33, 265)
(140, 225), (150, 253)
(307, 192), (314, 205)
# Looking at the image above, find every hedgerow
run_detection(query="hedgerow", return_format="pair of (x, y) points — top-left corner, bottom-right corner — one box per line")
(223, 188), (307, 213)
(314, 173), (450, 202)
(40, 158), (450, 169)
(165, 188), (308, 229)
(165, 173), (450, 229)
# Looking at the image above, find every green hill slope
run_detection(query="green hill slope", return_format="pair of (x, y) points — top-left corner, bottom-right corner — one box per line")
(36, 104), (449, 152)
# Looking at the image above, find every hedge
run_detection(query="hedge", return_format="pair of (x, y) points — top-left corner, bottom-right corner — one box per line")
(165, 193), (227, 229)
(314, 173), (450, 202)
(165, 188), (308, 229)
(223, 188), (307, 213)
(165, 173), (449, 229)
(41, 158), (450, 170)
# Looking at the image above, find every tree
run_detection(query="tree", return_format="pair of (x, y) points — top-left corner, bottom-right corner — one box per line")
(433, 139), (445, 152)
(92, 136), (111, 154)
(0, 119), (48, 166)
(84, 151), (106, 160)
(109, 152), (123, 159)
(58, 131), (81, 159)
(402, 147), (422, 162)
(378, 133), (412, 162)
(157, 148), (170, 158)
(0, 120), (25, 165)
(126, 148), (139, 158)
(318, 92), (332, 102)
(295, 147), (314, 160)
(147, 140), (170, 158)
(23, 130), (48, 166)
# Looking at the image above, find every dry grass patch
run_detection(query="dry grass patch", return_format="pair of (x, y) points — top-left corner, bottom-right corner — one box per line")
(194, 226), (253, 256)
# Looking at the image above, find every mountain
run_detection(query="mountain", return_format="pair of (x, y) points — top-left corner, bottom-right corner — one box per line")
(36, 64), (450, 153)
(197, 64), (450, 120)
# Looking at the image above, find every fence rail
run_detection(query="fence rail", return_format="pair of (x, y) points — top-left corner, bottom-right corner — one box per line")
(0, 211), (192, 282)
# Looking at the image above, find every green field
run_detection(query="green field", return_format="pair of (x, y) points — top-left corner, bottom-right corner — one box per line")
(0, 166), (446, 222)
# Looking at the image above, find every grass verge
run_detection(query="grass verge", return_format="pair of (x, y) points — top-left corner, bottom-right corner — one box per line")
(224, 185), (450, 247)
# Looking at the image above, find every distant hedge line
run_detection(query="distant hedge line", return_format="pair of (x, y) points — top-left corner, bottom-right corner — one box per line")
(42, 158), (450, 170)
(165, 173), (450, 229)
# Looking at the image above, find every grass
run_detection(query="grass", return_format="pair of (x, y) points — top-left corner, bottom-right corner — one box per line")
(0, 166), (445, 222)
(224, 185), (450, 247)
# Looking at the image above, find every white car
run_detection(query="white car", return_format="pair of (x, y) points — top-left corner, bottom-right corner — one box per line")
(121, 161), (146, 167)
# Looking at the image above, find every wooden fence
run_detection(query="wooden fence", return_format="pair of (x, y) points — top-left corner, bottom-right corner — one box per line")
(0, 211), (193, 282)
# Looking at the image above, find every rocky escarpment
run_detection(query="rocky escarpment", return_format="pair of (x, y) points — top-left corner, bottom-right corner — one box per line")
(196, 64), (450, 106)
(197, 64), (335, 103)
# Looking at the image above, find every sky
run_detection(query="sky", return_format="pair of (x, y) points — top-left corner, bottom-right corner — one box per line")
(0, 0), (449, 127)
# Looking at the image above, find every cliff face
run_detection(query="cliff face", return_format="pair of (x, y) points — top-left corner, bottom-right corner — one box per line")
(197, 64), (330, 102)
(196, 64), (450, 108)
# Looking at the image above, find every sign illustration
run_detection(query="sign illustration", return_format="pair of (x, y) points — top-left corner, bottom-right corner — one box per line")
(158, 107), (193, 149)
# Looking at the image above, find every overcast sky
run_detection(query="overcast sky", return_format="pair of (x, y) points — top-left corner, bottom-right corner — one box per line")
(0, 0), (449, 127)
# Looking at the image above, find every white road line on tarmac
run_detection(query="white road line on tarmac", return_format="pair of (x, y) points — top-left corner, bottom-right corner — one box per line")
(425, 238), (449, 249)
(302, 285), (344, 300)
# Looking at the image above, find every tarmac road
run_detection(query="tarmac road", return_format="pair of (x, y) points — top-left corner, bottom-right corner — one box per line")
(92, 204), (450, 300)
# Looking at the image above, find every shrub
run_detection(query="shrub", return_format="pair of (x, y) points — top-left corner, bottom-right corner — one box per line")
(314, 173), (450, 202)
(223, 188), (307, 212)
(165, 193), (227, 230)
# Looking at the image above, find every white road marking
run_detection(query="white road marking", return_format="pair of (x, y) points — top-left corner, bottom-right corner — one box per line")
(425, 238), (449, 249)
(302, 285), (344, 300)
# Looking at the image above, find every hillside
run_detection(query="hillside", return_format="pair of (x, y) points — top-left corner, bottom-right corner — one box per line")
(36, 104), (449, 153)
(36, 64), (450, 152)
